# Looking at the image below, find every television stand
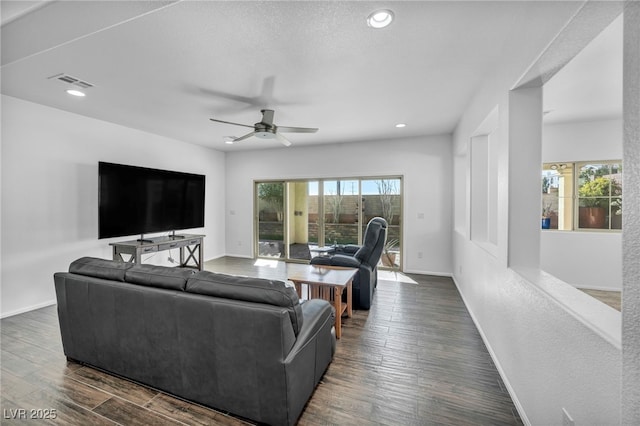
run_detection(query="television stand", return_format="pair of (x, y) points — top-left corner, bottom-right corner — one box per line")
(136, 234), (155, 244)
(110, 234), (205, 270)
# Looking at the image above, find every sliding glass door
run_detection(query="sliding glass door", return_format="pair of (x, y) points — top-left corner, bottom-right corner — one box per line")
(255, 176), (402, 269)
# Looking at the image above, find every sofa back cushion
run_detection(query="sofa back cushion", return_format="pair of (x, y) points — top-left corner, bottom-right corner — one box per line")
(69, 257), (133, 282)
(186, 271), (303, 335)
(125, 264), (195, 291)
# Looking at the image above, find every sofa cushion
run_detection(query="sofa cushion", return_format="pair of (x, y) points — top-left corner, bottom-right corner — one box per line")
(69, 257), (133, 282)
(125, 264), (195, 291)
(186, 271), (303, 335)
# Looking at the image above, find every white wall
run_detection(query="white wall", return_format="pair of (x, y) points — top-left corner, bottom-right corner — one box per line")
(224, 136), (453, 276)
(1, 95), (226, 318)
(454, 105), (621, 426)
(541, 118), (622, 290)
(541, 231), (621, 290)
(450, 4), (622, 425)
(542, 118), (622, 161)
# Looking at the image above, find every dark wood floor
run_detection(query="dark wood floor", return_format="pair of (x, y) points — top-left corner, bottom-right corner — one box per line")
(1, 257), (523, 425)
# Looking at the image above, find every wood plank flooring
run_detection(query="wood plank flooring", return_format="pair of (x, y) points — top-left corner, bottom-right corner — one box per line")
(578, 288), (621, 311)
(1, 257), (523, 425)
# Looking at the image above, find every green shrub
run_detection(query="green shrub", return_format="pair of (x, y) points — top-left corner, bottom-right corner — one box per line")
(578, 177), (620, 208)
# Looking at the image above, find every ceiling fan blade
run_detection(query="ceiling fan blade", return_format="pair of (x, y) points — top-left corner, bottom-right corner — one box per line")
(233, 131), (257, 143)
(276, 126), (318, 133)
(200, 88), (257, 106)
(261, 109), (275, 126)
(209, 118), (255, 129)
(275, 133), (292, 147)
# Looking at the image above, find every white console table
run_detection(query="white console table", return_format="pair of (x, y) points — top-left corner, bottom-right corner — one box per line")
(110, 234), (205, 270)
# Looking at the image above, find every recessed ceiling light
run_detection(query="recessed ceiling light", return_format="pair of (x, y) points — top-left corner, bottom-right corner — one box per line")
(66, 89), (85, 97)
(395, 123), (406, 128)
(367, 9), (394, 29)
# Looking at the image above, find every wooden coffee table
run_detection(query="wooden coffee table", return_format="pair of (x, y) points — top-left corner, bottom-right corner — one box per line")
(287, 264), (357, 339)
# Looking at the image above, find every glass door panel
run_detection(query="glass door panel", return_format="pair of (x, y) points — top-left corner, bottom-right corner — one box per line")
(287, 181), (318, 261)
(362, 178), (402, 268)
(323, 180), (360, 246)
(256, 182), (285, 258)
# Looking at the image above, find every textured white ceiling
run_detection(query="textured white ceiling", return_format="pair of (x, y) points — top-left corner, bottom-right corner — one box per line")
(1, 0), (601, 151)
(0, 0), (51, 26)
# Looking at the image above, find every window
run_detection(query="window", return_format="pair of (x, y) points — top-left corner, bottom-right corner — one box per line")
(255, 176), (402, 268)
(577, 162), (622, 230)
(541, 161), (622, 231)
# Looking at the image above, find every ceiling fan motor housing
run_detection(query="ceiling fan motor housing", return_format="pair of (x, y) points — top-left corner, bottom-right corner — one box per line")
(254, 122), (277, 139)
(255, 130), (276, 139)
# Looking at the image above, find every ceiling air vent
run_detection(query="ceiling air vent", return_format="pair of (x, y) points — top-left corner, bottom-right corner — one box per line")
(48, 73), (95, 89)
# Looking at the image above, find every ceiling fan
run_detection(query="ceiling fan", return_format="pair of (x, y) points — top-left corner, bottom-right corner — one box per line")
(209, 109), (318, 147)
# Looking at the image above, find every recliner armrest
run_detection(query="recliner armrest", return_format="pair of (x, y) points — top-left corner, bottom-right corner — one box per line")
(309, 256), (331, 266)
(310, 254), (360, 268)
(338, 244), (360, 255)
(326, 254), (361, 268)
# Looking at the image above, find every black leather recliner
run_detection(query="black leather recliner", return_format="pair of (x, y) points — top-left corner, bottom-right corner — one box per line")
(310, 217), (388, 309)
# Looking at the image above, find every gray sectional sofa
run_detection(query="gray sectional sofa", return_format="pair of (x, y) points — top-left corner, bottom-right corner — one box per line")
(54, 257), (335, 426)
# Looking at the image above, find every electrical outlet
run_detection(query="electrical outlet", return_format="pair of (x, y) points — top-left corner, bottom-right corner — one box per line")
(237, 240), (242, 246)
(562, 408), (575, 426)
(417, 252), (423, 259)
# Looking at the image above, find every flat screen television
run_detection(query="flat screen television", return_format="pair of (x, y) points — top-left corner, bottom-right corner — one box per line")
(98, 162), (205, 239)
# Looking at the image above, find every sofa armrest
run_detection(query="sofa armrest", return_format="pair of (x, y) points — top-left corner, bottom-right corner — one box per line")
(282, 299), (334, 424)
(284, 299), (334, 362)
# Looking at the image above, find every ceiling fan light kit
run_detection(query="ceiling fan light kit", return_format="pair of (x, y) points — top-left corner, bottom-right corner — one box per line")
(210, 109), (318, 147)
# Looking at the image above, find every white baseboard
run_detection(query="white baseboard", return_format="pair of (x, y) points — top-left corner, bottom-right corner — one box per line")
(402, 268), (452, 277)
(218, 253), (253, 260)
(204, 253), (226, 261)
(1, 299), (57, 319)
(451, 275), (531, 426)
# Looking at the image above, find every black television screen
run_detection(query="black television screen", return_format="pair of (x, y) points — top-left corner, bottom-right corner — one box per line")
(98, 162), (205, 239)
